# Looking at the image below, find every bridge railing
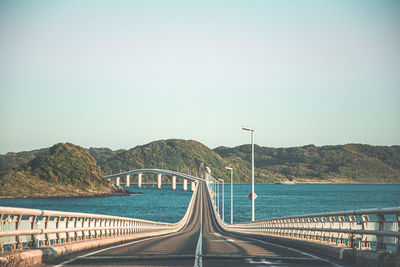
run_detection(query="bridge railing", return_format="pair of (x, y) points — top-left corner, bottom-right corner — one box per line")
(204, 177), (400, 254)
(226, 207), (400, 254)
(0, 185), (198, 253)
(229, 207), (400, 254)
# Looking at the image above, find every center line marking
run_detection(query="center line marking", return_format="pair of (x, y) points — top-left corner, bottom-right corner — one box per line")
(193, 184), (203, 267)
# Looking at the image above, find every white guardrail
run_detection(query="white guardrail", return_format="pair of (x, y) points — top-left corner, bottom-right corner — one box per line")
(205, 175), (400, 255)
(0, 185), (198, 252)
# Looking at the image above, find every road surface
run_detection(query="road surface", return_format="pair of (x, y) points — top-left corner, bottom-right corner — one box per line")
(48, 183), (343, 267)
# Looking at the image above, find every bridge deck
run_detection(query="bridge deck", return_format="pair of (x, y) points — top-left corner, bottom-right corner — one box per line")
(45, 183), (342, 267)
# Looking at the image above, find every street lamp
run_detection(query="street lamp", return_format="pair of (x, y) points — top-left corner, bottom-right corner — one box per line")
(225, 167), (233, 224)
(242, 126), (255, 221)
(217, 179), (220, 216)
(218, 179), (224, 222)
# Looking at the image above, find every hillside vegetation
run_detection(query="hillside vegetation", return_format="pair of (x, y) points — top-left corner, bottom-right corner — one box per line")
(1, 140), (399, 187)
(0, 148), (47, 171)
(0, 143), (123, 198)
(214, 144), (400, 183)
(90, 139), (232, 183)
(88, 140), (400, 184)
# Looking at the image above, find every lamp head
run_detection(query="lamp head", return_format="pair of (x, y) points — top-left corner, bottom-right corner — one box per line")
(242, 126), (254, 131)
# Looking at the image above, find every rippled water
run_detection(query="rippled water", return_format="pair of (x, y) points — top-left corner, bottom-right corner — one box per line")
(228, 184), (400, 223)
(1, 184), (399, 223)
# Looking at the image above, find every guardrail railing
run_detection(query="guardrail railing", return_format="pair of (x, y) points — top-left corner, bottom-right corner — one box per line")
(227, 207), (400, 254)
(0, 184), (198, 253)
(204, 178), (400, 255)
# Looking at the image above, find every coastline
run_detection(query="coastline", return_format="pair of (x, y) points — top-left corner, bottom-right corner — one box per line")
(0, 189), (134, 199)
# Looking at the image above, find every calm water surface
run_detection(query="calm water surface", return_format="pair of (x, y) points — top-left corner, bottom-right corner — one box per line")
(0, 184), (399, 223)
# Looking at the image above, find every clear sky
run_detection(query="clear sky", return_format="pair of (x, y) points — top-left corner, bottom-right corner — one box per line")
(1, 0), (399, 154)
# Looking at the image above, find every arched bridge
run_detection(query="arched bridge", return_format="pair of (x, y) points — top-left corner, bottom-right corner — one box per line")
(1, 170), (399, 266)
(105, 169), (205, 191)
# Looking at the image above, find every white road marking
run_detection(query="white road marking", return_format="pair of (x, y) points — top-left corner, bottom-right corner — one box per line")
(193, 185), (203, 267)
(247, 258), (287, 266)
(211, 239), (252, 243)
(211, 232), (223, 237)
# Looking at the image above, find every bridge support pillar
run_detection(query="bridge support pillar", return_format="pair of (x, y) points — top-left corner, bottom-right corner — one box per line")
(126, 174), (130, 187)
(138, 173), (142, 188)
(183, 179), (188, 191)
(191, 181), (195, 192)
(116, 177), (120, 187)
(172, 176), (176, 190)
(157, 174), (162, 189)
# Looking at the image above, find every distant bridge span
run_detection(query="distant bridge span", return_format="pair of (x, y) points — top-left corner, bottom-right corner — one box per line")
(104, 169), (207, 191)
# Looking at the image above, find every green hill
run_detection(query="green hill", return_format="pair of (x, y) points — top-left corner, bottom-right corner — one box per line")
(90, 139), (234, 182)
(0, 148), (48, 171)
(214, 144), (400, 183)
(0, 143), (124, 198)
(91, 140), (400, 184)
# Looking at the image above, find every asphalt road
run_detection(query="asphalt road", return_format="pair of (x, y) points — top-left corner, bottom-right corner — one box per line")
(49, 183), (343, 267)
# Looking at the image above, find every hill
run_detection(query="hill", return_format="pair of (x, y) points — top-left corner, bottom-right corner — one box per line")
(214, 144), (400, 183)
(0, 148), (48, 171)
(90, 139), (235, 182)
(0, 143), (125, 198)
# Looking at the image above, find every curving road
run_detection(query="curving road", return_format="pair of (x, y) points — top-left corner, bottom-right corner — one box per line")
(49, 183), (343, 267)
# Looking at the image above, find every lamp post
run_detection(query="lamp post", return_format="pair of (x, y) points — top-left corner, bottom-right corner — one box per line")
(219, 179), (224, 222)
(217, 180), (220, 216)
(225, 167), (233, 224)
(242, 126), (255, 221)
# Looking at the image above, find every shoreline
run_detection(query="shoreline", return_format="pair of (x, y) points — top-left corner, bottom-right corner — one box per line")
(0, 189), (136, 200)
(1, 183), (398, 199)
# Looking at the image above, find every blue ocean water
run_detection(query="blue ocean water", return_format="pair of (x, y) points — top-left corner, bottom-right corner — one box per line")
(0, 184), (399, 223)
(226, 184), (400, 223)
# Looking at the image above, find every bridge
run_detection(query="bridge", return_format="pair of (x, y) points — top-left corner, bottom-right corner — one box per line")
(104, 169), (205, 191)
(1, 169), (399, 266)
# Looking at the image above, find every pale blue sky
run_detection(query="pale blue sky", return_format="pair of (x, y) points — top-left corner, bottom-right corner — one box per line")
(1, 0), (399, 154)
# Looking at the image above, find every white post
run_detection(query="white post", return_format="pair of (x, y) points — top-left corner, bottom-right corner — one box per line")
(157, 173), (162, 189)
(138, 173), (142, 188)
(214, 180), (216, 205)
(116, 177), (120, 187)
(251, 129), (255, 221)
(222, 180), (224, 222)
(242, 126), (255, 221)
(191, 181), (195, 192)
(217, 180), (220, 216)
(126, 174), (130, 187)
(183, 179), (187, 191)
(172, 176), (176, 190)
(230, 169), (233, 224)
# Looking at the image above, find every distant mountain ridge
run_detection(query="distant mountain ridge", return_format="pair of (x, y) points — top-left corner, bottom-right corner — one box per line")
(214, 144), (400, 183)
(1, 140), (399, 185)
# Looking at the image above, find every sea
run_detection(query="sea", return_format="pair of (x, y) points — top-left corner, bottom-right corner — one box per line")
(1, 184), (399, 223)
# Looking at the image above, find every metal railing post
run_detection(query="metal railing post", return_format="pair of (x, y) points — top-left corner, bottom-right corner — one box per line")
(376, 214), (386, 250)
(16, 214), (22, 250)
(397, 214), (400, 255)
